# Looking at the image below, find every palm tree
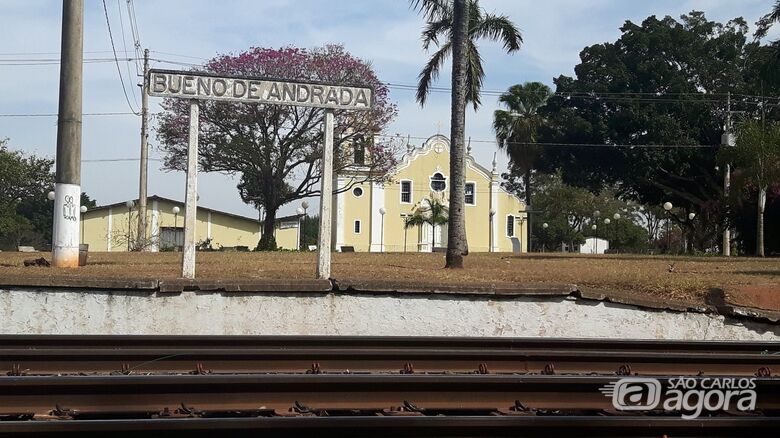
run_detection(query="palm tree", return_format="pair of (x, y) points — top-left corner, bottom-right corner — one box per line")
(404, 198), (449, 251)
(411, 0), (523, 110)
(493, 82), (552, 208)
(411, 0), (522, 268)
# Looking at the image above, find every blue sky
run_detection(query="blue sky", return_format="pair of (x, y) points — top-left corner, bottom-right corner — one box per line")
(1, 0), (777, 218)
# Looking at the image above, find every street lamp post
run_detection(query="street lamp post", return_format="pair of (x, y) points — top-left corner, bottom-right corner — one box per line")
(402, 214), (409, 253)
(171, 206), (180, 249)
(612, 213), (620, 253)
(591, 224), (598, 254)
(379, 207), (386, 252)
(489, 208), (496, 252)
(296, 207), (305, 250)
(80, 205), (87, 244)
(604, 218), (611, 252)
(686, 212), (696, 253)
(541, 222), (548, 252)
(301, 201), (309, 250)
(663, 201), (673, 253)
(125, 200), (135, 251)
(172, 206), (180, 228)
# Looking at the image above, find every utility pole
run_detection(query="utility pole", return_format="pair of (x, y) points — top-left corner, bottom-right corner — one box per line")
(52, 0), (84, 268)
(721, 92), (735, 257)
(137, 48), (150, 250)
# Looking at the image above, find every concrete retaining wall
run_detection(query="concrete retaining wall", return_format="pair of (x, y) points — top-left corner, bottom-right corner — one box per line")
(2, 288), (778, 340)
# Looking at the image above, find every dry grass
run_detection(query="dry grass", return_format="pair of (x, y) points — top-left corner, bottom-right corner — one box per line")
(1, 251), (778, 306)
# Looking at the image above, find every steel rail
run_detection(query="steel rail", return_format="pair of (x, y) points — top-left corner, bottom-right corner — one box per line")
(3, 416), (780, 437)
(2, 335), (778, 352)
(1, 336), (778, 376)
(1, 375), (779, 417)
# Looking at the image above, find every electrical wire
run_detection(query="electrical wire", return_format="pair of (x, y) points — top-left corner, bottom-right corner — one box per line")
(115, 0), (139, 106)
(125, 0), (143, 75)
(83, 157), (163, 162)
(374, 134), (713, 149)
(0, 112), (139, 117)
(102, 0), (140, 115)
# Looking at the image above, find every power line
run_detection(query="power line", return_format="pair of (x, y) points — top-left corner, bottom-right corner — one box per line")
(385, 82), (780, 101)
(101, 0), (140, 115)
(83, 157), (162, 162)
(149, 57), (202, 68)
(0, 58), (135, 66)
(125, 0), (143, 75)
(0, 50), (130, 56)
(150, 50), (207, 61)
(83, 48), (780, 104)
(0, 112), (138, 117)
(384, 83), (778, 104)
(115, 0), (139, 107)
(374, 134), (712, 149)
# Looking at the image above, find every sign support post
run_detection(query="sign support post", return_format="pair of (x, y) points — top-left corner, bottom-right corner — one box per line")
(316, 109), (335, 279)
(182, 100), (199, 279)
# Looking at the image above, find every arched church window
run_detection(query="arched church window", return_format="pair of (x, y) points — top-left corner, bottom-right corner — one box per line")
(430, 172), (446, 192)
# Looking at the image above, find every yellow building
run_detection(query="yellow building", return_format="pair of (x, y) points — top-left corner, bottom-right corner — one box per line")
(334, 134), (527, 252)
(81, 195), (302, 251)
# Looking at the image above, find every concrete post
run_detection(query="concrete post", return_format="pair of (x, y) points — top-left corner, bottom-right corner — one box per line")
(137, 48), (150, 250)
(52, 0), (84, 268)
(316, 109), (334, 279)
(181, 100), (199, 279)
(723, 163), (731, 256)
(722, 92), (733, 257)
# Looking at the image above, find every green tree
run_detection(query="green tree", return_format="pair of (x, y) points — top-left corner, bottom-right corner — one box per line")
(721, 121), (780, 256)
(404, 198), (448, 251)
(300, 214), (319, 250)
(1, 139), (97, 249)
(0, 140), (54, 249)
(519, 173), (647, 253)
(535, 12), (780, 252)
(411, 0), (522, 268)
(493, 82), (552, 208)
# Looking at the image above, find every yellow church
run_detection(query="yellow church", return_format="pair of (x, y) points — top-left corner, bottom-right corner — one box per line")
(333, 134), (528, 253)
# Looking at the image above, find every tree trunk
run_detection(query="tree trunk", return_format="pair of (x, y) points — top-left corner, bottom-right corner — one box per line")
(757, 186), (766, 257)
(445, 0), (469, 269)
(258, 205), (278, 251)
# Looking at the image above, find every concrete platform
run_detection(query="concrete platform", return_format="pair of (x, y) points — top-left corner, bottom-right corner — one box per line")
(2, 286), (778, 340)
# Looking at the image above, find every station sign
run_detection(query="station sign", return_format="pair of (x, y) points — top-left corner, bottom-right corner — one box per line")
(148, 69), (373, 111)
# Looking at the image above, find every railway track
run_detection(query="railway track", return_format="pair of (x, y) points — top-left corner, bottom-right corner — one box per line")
(1, 335), (778, 376)
(1, 336), (779, 436)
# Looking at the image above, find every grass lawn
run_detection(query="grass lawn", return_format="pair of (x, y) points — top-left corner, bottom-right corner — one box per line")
(0, 251), (778, 309)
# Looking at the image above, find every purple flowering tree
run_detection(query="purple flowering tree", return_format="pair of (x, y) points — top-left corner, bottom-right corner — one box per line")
(157, 45), (398, 249)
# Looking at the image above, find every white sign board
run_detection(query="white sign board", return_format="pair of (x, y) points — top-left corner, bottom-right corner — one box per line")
(148, 69), (373, 111)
